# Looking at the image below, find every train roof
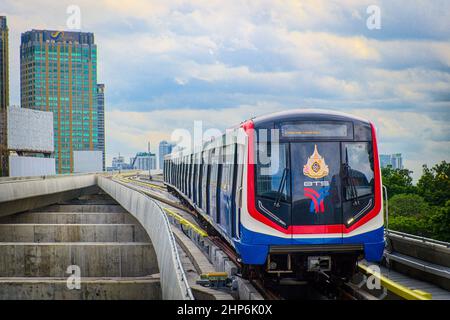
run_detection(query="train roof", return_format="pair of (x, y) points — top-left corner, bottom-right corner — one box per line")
(246, 109), (371, 127)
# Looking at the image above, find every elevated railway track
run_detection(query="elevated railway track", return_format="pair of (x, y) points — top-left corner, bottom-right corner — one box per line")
(114, 172), (450, 300)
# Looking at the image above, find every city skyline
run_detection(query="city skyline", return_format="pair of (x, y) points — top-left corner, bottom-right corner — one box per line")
(1, 1), (449, 180)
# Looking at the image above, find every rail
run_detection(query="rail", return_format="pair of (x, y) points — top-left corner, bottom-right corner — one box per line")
(117, 172), (449, 300)
(163, 207), (208, 237)
(358, 263), (431, 300)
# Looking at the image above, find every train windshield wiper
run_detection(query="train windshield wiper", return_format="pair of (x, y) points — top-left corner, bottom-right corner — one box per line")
(274, 168), (288, 208)
(344, 148), (360, 206)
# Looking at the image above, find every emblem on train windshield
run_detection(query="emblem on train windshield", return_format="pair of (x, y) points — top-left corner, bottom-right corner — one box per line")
(303, 144), (329, 179)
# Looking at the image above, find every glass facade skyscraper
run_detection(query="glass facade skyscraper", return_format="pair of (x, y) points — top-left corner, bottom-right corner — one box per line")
(97, 84), (105, 171)
(0, 16), (9, 176)
(20, 30), (100, 174)
(159, 140), (173, 170)
(380, 153), (403, 170)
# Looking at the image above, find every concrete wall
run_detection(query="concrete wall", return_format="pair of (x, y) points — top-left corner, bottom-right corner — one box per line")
(0, 174), (98, 217)
(9, 156), (55, 177)
(73, 150), (103, 173)
(7, 106), (54, 152)
(98, 176), (193, 300)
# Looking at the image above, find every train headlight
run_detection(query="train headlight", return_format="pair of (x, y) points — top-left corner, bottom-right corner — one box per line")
(269, 261), (277, 270)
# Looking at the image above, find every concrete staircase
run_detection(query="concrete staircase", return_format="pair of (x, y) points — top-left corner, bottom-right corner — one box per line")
(0, 194), (161, 299)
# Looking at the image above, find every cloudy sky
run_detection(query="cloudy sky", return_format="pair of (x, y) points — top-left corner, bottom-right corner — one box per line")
(2, 0), (449, 180)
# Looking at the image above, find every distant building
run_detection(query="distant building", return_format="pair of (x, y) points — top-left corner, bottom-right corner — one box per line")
(380, 153), (403, 170)
(0, 16), (9, 176)
(97, 84), (105, 171)
(131, 152), (156, 170)
(20, 29), (102, 174)
(111, 155), (131, 171)
(390, 153), (403, 169)
(159, 140), (173, 170)
(379, 154), (391, 169)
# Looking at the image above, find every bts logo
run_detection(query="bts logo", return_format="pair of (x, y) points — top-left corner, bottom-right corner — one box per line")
(304, 186), (330, 213)
(304, 181), (329, 187)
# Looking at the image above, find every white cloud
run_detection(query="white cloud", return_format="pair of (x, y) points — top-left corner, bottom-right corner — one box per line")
(1, 0), (449, 176)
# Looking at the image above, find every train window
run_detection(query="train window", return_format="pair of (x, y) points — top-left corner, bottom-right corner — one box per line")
(256, 143), (290, 201)
(342, 142), (374, 200)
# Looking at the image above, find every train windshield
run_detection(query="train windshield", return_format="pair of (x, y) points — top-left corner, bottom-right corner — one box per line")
(255, 139), (375, 229)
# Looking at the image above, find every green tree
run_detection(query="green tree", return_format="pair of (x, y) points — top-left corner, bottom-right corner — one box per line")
(388, 215), (429, 237)
(417, 161), (450, 207)
(381, 167), (416, 199)
(425, 201), (450, 242)
(389, 194), (429, 217)
(383, 161), (450, 242)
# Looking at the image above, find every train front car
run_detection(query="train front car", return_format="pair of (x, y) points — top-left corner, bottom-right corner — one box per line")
(236, 110), (384, 279)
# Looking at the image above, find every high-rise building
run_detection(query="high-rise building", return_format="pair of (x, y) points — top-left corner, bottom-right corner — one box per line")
(379, 154), (391, 169)
(390, 153), (403, 170)
(97, 84), (105, 171)
(159, 140), (173, 170)
(380, 153), (403, 170)
(20, 30), (101, 174)
(0, 16), (9, 176)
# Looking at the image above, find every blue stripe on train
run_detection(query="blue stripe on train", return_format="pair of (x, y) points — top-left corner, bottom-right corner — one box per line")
(233, 225), (385, 265)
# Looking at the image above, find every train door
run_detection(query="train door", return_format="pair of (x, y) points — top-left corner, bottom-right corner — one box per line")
(193, 154), (198, 205)
(185, 156), (189, 195)
(218, 144), (234, 235)
(233, 143), (245, 239)
(209, 148), (220, 222)
(188, 154), (193, 199)
(202, 150), (210, 215)
(290, 142), (343, 243)
(197, 153), (203, 207)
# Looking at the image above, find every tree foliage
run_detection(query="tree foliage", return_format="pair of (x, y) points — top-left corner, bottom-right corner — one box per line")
(389, 194), (429, 217)
(381, 167), (416, 199)
(417, 161), (450, 207)
(382, 162), (449, 242)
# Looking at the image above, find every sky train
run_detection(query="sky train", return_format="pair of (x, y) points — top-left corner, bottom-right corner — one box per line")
(163, 110), (385, 278)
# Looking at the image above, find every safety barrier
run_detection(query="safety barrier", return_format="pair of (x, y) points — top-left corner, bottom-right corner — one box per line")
(98, 176), (194, 300)
(385, 229), (450, 291)
(0, 173), (98, 217)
